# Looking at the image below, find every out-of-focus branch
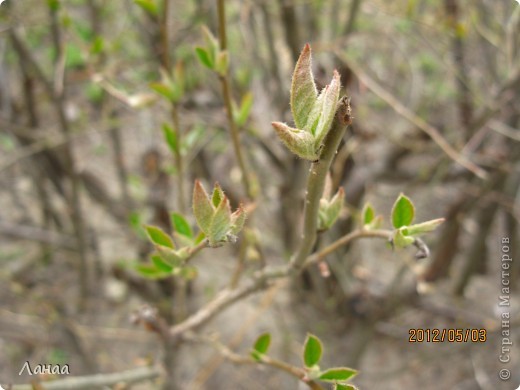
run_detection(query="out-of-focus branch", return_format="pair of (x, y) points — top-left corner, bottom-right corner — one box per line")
(11, 366), (161, 390)
(0, 220), (77, 250)
(336, 51), (488, 180)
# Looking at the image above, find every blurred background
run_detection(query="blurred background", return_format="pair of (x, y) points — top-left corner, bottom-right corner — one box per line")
(0, 0), (519, 389)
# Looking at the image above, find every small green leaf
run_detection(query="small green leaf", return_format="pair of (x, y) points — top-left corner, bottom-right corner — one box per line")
(171, 213), (193, 238)
(155, 245), (186, 267)
(251, 332), (271, 361)
(271, 121), (319, 161)
(402, 218), (445, 236)
(145, 225), (175, 249)
(135, 264), (164, 278)
(313, 70), (341, 147)
(90, 36), (104, 55)
(151, 254), (173, 273)
(194, 231), (206, 244)
(211, 183), (225, 207)
(319, 367), (357, 382)
(193, 180), (214, 234)
(230, 205), (247, 235)
(215, 50), (229, 76)
(195, 47), (214, 69)
(391, 193), (415, 228)
(362, 203), (375, 225)
(163, 123), (178, 154)
(47, 0), (60, 11)
(150, 82), (173, 102)
(235, 92), (253, 126)
(291, 44), (318, 130)
(334, 384), (358, 390)
(303, 333), (323, 368)
(128, 211), (147, 240)
(393, 228), (415, 248)
(209, 196), (232, 245)
(134, 0), (158, 16)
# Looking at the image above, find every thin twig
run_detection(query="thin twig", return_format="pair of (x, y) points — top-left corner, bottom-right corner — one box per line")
(10, 366), (161, 390)
(216, 0), (253, 198)
(336, 51), (488, 180)
(290, 96), (353, 270)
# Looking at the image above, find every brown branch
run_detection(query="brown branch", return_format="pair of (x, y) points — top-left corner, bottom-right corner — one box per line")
(0, 220), (77, 250)
(11, 366), (161, 390)
(335, 51), (488, 180)
(216, 0), (254, 199)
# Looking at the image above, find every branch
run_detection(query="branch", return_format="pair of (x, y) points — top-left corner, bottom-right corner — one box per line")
(184, 333), (324, 390)
(336, 51), (488, 180)
(0, 220), (77, 250)
(10, 366), (161, 390)
(290, 96), (353, 270)
(216, 0), (254, 198)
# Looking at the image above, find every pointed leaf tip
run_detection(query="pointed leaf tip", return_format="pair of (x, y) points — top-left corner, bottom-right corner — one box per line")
(291, 44), (317, 130)
(193, 180), (214, 234)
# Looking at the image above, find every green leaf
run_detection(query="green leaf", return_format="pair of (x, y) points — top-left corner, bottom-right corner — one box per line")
(135, 264), (164, 279)
(195, 47), (214, 69)
(251, 332), (271, 361)
(334, 384), (358, 390)
(319, 367), (357, 382)
(230, 205), (247, 235)
(362, 203), (375, 225)
(393, 228), (415, 248)
(47, 0), (60, 11)
(151, 82), (174, 102)
(313, 70), (341, 147)
(271, 121), (319, 161)
(134, 0), (158, 16)
(162, 123), (179, 154)
(291, 44), (318, 130)
(145, 225), (175, 249)
(402, 218), (445, 236)
(128, 211), (147, 240)
(211, 183), (225, 207)
(391, 193), (415, 228)
(171, 213), (193, 238)
(193, 180), (214, 234)
(182, 124), (205, 152)
(326, 187), (344, 226)
(235, 92), (253, 126)
(303, 334), (323, 368)
(151, 254), (173, 273)
(209, 196), (232, 245)
(215, 50), (229, 76)
(90, 36), (104, 55)
(194, 231), (206, 244)
(155, 245), (186, 267)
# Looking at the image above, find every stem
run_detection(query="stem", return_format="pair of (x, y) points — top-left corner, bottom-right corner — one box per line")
(305, 229), (392, 267)
(12, 366), (161, 390)
(185, 239), (209, 263)
(260, 356), (325, 390)
(216, 0), (253, 199)
(160, 0), (171, 69)
(290, 97), (352, 270)
(171, 104), (186, 212)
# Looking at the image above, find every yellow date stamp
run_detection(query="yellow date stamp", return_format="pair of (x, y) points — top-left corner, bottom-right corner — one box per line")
(408, 328), (487, 343)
